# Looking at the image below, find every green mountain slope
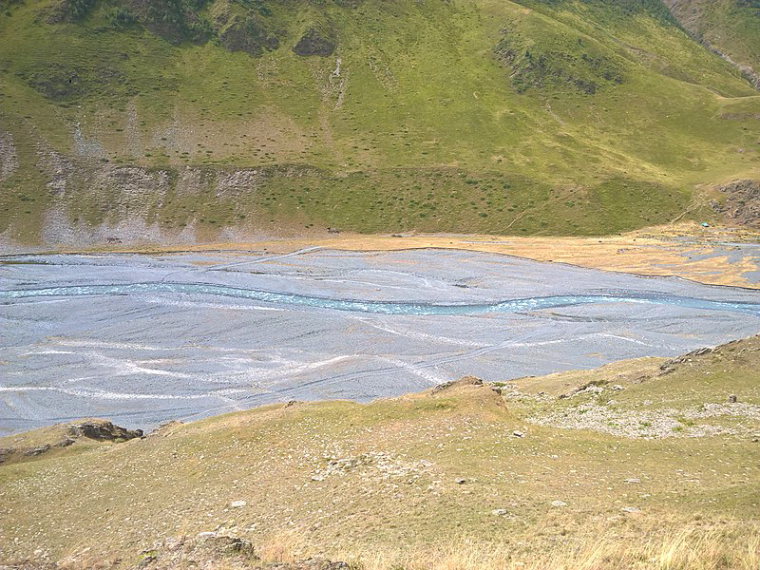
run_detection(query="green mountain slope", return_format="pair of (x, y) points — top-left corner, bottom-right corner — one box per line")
(663, 0), (760, 87)
(0, 0), (759, 244)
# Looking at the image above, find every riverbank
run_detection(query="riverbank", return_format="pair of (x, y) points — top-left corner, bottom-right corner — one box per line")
(32, 222), (760, 290)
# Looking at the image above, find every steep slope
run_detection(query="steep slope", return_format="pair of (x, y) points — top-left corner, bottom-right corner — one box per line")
(1, 338), (760, 569)
(663, 0), (760, 87)
(0, 0), (759, 245)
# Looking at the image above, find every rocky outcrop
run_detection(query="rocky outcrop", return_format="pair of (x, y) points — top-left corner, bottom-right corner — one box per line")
(214, 168), (268, 198)
(659, 346), (713, 375)
(136, 534), (257, 569)
(432, 375), (486, 394)
(67, 419), (143, 441)
(712, 180), (760, 228)
(86, 166), (174, 213)
(0, 437), (75, 465)
(429, 376), (507, 410)
(2, 160), (325, 247)
(0, 419), (142, 466)
(36, 147), (76, 196)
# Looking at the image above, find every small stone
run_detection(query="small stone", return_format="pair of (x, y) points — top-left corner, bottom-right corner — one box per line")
(551, 500), (568, 508)
(621, 506), (641, 513)
(229, 500), (247, 508)
(625, 478), (641, 484)
(611, 385), (624, 391)
(197, 531), (217, 538)
(455, 478), (467, 485)
(728, 394), (738, 403)
(512, 431), (525, 438)
(491, 509), (509, 517)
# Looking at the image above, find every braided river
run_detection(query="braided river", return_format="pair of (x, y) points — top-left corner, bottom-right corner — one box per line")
(2, 247), (759, 434)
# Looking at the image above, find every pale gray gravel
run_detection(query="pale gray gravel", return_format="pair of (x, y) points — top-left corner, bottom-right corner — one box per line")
(1, 248), (759, 435)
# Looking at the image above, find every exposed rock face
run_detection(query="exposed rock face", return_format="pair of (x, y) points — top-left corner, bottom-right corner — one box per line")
(214, 168), (267, 197)
(67, 419), (143, 441)
(37, 147), (75, 196)
(2, 159), (325, 247)
(86, 166), (174, 214)
(712, 180), (760, 228)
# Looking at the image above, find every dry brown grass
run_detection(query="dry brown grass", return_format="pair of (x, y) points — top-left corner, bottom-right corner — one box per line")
(82, 222), (760, 289)
(258, 531), (307, 564)
(255, 521), (760, 570)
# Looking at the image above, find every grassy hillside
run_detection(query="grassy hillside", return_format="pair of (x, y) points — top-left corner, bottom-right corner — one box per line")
(0, 0), (759, 244)
(663, 0), (760, 85)
(1, 336), (760, 569)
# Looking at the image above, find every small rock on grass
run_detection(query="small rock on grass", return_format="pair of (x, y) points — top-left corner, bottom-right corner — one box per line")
(621, 506), (641, 513)
(230, 500), (247, 508)
(491, 509), (509, 517)
(551, 500), (568, 508)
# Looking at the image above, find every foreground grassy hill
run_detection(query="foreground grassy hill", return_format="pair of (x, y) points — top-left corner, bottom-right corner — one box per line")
(2, 336), (759, 569)
(0, 0), (759, 245)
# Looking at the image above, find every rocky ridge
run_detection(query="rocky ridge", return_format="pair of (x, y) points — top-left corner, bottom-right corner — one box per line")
(712, 180), (760, 228)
